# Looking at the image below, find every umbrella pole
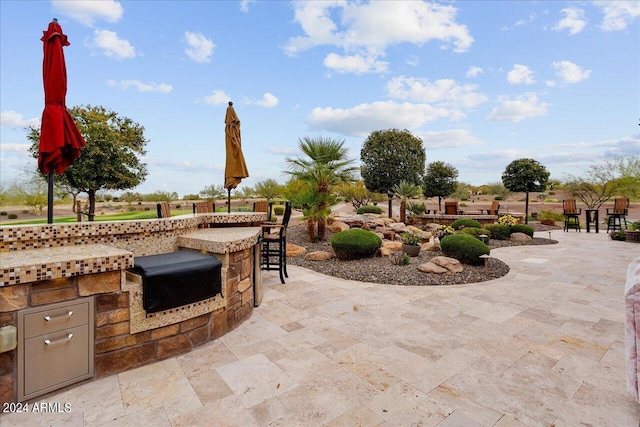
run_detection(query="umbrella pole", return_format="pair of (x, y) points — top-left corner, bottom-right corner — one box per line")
(47, 171), (54, 224)
(227, 187), (231, 214)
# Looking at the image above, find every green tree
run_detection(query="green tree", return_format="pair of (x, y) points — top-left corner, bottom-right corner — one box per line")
(334, 181), (373, 210)
(27, 105), (148, 221)
(564, 154), (640, 207)
(502, 158), (550, 224)
(9, 175), (48, 215)
(361, 129), (426, 218)
(480, 182), (511, 200)
(392, 180), (422, 223)
(254, 179), (283, 200)
(422, 161), (458, 211)
(285, 136), (357, 240)
(200, 184), (225, 201)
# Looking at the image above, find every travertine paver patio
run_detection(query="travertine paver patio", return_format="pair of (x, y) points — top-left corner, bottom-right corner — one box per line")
(2, 230), (639, 426)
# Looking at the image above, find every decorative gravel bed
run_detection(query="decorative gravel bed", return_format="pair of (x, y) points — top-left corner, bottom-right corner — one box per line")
(286, 222), (559, 286)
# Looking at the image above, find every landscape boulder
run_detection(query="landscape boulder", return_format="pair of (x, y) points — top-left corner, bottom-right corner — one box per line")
(286, 243), (307, 257)
(510, 232), (532, 242)
(418, 262), (450, 274)
(430, 256), (464, 273)
(330, 221), (351, 233)
(305, 251), (334, 261)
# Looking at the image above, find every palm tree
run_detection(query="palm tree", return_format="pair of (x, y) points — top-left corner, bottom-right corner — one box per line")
(392, 180), (422, 223)
(285, 136), (357, 240)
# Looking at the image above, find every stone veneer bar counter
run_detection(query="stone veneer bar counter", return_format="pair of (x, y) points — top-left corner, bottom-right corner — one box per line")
(0, 212), (266, 404)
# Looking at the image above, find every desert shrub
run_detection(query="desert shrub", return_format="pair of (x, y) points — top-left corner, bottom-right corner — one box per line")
(486, 224), (510, 240)
(609, 231), (626, 241)
(0, 212), (6, 216)
(510, 224), (534, 237)
(494, 196), (503, 201)
(144, 207), (150, 211)
(390, 252), (411, 266)
(356, 205), (383, 214)
(459, 227), (491, 241)
(540, 218), (555, 226)
(273, 206), (284, 215)
(440, 234), (490, 265)
(451, 218), (482, 230)
(8, 214), (18, 219)
(407, 202), (426, 216)
(399, 231), (422, 245)
(544, 198), (558, 203)
(539, 209), (565, 222)
(331, 229), (382, 260)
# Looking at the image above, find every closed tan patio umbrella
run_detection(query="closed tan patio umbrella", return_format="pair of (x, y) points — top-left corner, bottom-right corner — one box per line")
(224, 101), (249, 213)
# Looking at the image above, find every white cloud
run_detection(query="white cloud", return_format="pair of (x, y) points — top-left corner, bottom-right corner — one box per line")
(204, 90), (230, 105)
(419, 129), (484, 149)
(0, 143), (30, 153)
(552, 60), (591, 84)
(240, 0), (256, 13)
(285, 1), (472, 74)
(0, 111), (40, 128)
(386, 76), (487, 109)
(594, 0), (640, 31)
(553, 7), (587, 35)
(90, 29), (136, 60)
(52, 0), (123, 26)
(466, 66), (484, 78)
(184, 31), (215, 63)
(486, 92), (549, 122)
(249, 93), (279, 108)
(107, 79), (173, 93)
(406, 55), (419, 66)
(507, 64), (536, 85)
(323, 53), (388, 74)
(308, 101), (457, 137)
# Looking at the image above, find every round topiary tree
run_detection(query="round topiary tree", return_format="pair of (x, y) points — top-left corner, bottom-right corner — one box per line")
(510, 224), (534, 237)
(440, 234), (490, 265)
(451, 218), (482, 230)
(331, 228), (382, 260)
(356, 205), (383, 214)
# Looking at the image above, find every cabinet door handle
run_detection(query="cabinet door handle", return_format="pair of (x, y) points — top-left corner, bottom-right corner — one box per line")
(44, 310), (73, 322)
(44, 333), (74, 345)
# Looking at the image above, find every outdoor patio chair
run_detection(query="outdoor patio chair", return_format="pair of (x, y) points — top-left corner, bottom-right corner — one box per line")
(261, 201), (292, 284)
(193, 201), (216, 228)
(607, 197), (629, 232)
(192, 201), (215, 214)
(156, 202), (171, 219)
(444, 201), (461, 215)
(484, 201), (500, 215)
(563, 199), (581, 232)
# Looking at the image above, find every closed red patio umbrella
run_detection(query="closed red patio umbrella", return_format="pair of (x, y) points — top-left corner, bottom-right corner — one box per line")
(38, 19), (85, 223)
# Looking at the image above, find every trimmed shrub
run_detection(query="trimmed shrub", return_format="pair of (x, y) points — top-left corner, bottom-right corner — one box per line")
(539, 209), (564, 222)
(451, 218), (482, 230)
(0, 212), (6, 216)
(486, 224), (510, 240)
(459, 227), (491, 241)
(510, 224), (534, 237)
(356, 205), (383, 214)
(494, 196), (503, 201)
(331, 229), (382, 260)
(8, 214), (18, 220)
(273, 206), (284, 215)
(540, 218), (555, 226)
(440, 234), (490, 265)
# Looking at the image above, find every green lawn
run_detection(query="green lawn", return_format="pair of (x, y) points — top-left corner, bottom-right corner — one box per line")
(0, 209), (193, 226)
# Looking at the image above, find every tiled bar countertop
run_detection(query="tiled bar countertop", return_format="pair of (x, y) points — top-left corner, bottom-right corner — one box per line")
(0, 244), (134, 287)
(177, 227), (262, 253)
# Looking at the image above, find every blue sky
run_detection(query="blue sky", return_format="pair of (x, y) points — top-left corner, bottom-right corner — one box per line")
(1, 0), (639, 198)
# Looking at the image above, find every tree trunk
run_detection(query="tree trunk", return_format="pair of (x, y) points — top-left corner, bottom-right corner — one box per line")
(306, 218), (316, 243)
(400, 200), (406, 224)
(88, 189), (96, 221)
(317, 201), (327, 240)
(388, 196), (392, 219)
(438, 196), (443, 212)
(524, 191), (529, 224)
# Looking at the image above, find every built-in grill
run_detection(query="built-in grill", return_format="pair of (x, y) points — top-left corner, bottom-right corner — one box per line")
(128, 250), (222, 313)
